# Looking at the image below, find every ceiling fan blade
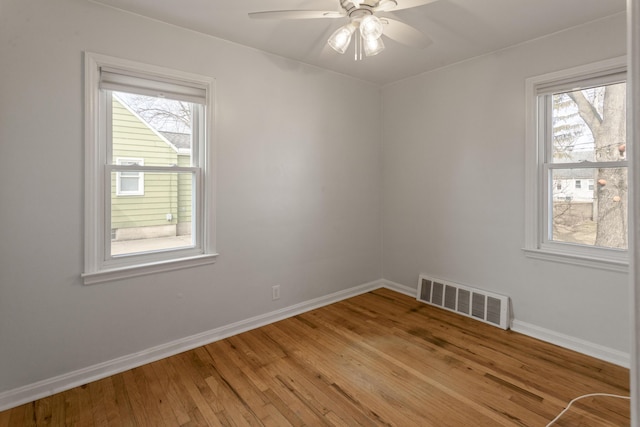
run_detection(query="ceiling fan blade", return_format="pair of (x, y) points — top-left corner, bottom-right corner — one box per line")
(390, 0), (439, 11)
(248, 10), (345, 20)
(382, 18), (432, 48)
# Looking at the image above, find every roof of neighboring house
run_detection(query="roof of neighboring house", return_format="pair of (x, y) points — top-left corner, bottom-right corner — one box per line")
(161, 131), (191, 150)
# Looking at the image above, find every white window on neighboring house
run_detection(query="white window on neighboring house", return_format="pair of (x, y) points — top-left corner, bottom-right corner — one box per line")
(116, 158), (144, 196)
(525, 56), (628, 271)
(83, 52), (218, 284)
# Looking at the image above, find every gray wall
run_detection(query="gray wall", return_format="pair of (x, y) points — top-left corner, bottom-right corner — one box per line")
(0, 0), (382, 393)
(381, 13), (629, 353)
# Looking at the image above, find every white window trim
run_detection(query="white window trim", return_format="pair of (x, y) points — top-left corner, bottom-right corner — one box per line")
(115, 157), (145, 196)
(83, 52), (218, 285)
(524, 56), (628, 273)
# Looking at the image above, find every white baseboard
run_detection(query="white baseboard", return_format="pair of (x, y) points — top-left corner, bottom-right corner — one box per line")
(511, 320), (630, 368)
(0, 279), (384, 412)
(380, 279), (417, 297)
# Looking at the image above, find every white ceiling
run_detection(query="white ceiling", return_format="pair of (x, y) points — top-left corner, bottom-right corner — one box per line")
(91, 0), (625, 85)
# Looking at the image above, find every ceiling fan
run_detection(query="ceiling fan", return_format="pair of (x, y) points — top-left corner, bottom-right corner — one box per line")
(249, 0), (437, 59)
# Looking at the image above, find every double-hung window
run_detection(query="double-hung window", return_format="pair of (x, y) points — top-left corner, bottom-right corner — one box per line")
(83, 53), (217, 284)
(525, 57), (628, 271)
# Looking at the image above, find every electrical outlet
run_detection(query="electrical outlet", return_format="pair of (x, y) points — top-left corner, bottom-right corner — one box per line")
(272, 285), (280, 300)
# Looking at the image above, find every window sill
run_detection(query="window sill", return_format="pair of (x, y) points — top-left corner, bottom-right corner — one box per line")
(522, 247), (627, 273)
(82, 253), (218, 285)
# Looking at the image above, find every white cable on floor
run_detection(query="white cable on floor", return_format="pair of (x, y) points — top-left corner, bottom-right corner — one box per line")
(546, 393), (631, 427)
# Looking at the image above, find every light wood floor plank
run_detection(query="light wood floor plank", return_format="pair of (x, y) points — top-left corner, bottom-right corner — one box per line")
(138, 363), (180, 426)
(32, 396), (53, 426)
(0, 289), (630, 426)
(86, 379), (109, 427)
(120, 369), (161, 426)
(169, 353), (224, 427)
(6, 404), (26, 427)
(0, 408), (11, 427)
(149, 359), (192, 426)
(157, 357), (208, 426)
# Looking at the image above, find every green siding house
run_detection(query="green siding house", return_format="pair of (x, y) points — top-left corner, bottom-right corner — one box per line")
(111, 97), (192, 241)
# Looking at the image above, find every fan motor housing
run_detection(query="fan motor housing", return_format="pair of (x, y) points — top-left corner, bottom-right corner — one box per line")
(341, 0), (374, 16)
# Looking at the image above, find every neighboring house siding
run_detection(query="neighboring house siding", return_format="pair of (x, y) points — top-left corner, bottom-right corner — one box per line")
(111, 98), (181, 238)
(553, 178), (596, 202)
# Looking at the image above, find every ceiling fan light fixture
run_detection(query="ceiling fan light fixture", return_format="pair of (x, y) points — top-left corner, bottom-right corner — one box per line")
(360, 15), (383, 41)
(250, 0), (433, 60)
(328, 24), (355, 54)
(363, 35), (385, 56)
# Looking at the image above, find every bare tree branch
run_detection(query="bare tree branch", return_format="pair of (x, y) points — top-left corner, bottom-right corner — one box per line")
(568, 90), (602, 135)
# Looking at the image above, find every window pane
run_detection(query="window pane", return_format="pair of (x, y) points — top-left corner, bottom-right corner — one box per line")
(120, 176), (139, 192)
(551, 82), (626, 163)
(551, 168), (627, 249)
(112, 92), (193, 166)
(111, 171), (194, 256)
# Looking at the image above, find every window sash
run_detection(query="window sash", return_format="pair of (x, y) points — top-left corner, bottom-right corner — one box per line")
(104, 92), (203, 168)
(104, 168), (202, 266)
(109, 165), (199, 173)
(541, 88), (627, 166)
(542, 166), (627, 243)
(546, 161), (628, 169)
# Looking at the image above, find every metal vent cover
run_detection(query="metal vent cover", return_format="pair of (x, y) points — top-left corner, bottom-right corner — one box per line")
(417, 275), (510, 330)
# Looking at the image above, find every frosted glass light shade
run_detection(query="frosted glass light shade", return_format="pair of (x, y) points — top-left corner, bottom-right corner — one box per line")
(328, 24), (355, 54)
(364, 36), (385, 56)
(360, 15), (383, 41)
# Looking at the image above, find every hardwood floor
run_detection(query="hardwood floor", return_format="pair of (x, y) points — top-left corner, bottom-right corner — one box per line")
(0, 288), (630, 426)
